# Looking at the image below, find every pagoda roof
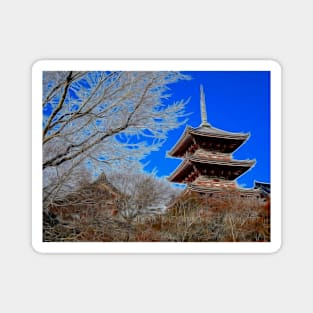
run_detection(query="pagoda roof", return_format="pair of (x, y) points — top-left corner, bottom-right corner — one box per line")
(254, 180), (271, 195)
(188, 154), (255, 166)
(191, 125), (249, 139)
(187, 183), (259, 196)
(168, 125), (250, 157)
(168, 156), (255, 183)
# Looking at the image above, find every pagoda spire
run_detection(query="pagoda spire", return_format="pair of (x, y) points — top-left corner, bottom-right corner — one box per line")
(200, 85), (210, 127)
(168, 85), (255, 196)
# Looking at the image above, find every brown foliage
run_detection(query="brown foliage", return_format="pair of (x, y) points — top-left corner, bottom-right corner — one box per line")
(43, 189), (270, 242)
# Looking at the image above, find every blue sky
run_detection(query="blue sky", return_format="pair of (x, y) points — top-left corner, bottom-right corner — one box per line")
(43, 71), (270, 189)
(144, 71), (271, 188)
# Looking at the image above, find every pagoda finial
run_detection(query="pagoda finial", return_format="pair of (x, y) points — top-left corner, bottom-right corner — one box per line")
(200, 85), (210, 127)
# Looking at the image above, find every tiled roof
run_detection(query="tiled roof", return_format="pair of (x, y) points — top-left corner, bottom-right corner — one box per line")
(190, 125), (249, 140)
(188, 184), (259, 195)
(188, 155), (255, 167)
(254, 181), (271, 195)
(168, 125), (249, 157)
(168, 156), (255, 182)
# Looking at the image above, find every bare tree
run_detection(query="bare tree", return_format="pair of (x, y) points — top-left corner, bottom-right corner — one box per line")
(108, 172), (181, 221)
(42, 71), (190, 208)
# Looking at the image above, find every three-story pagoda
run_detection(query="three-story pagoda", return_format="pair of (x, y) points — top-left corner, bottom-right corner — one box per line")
(168, 85), (255, 195)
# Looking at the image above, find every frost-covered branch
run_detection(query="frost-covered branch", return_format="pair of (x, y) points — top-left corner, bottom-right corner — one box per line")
(42, 71), (190, 206)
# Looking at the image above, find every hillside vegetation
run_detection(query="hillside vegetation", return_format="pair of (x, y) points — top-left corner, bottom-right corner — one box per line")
(43, 179), (270, 242)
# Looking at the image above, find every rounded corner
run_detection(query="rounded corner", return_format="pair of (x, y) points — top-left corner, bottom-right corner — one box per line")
(31, 240), (45, 254)
(31, 59), (47, 73)
(267, 59), (282, 73)
(268, 240), (283, 254)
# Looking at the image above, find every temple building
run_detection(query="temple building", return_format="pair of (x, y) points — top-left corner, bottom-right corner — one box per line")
(168, 85), (256, 196)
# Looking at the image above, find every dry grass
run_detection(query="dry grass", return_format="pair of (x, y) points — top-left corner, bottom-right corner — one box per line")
(43, 192), (270, 242)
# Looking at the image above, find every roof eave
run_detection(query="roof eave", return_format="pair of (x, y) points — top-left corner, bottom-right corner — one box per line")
(167, 126), (192, 157)
(167, 159), (192, 182)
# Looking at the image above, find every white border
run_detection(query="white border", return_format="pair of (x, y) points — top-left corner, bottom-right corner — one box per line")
(32, 59), (282, 254)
